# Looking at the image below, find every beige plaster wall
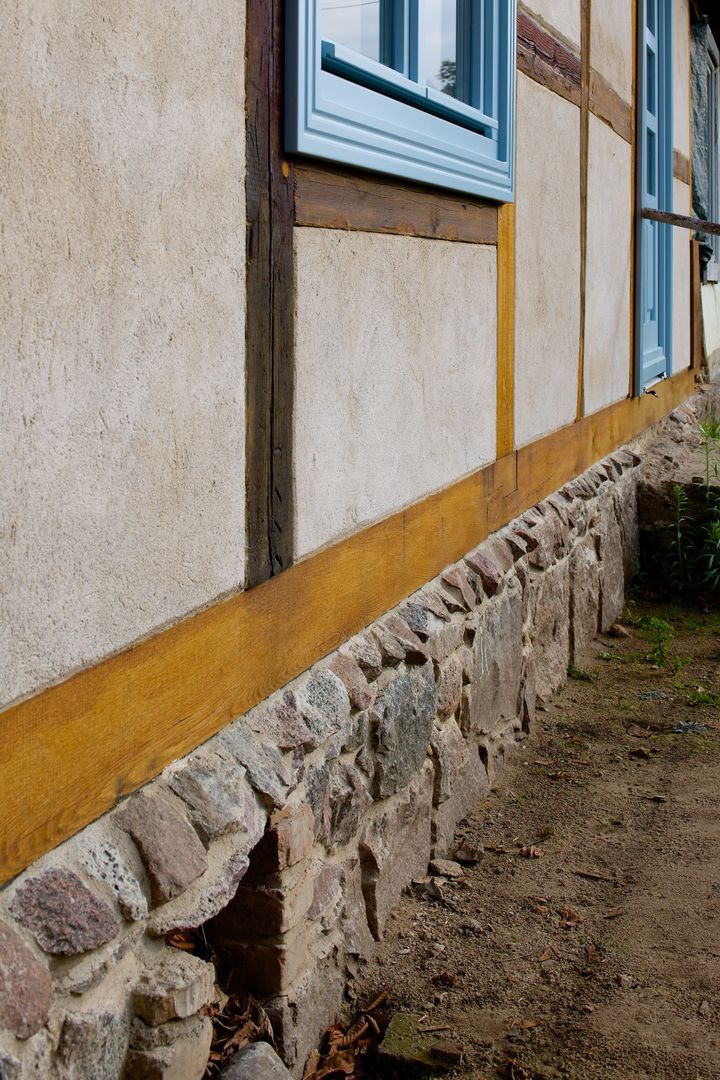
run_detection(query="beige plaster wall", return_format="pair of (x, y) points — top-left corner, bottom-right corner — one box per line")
(293, 230), (498, 558)
(673, 0), (691, 158)
(673, 179), (692, 373)
(583, 116), (632, 415)
(520, 0), (580, 51)
(702, 283), (720, 360)
(0, 2), (246, 708)
(515, 74), (581, 447)
(590, 0), (633, 105)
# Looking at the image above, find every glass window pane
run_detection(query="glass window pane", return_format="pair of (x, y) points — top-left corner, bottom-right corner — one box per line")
(322, 0), (382, 62)
(423, 0), (458, 99)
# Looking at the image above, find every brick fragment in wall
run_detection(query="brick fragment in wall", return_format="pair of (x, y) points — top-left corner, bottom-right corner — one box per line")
(265, 944), (346, 1070)
(435, 653), (463, 718)
(247, 803), (315, 877)
(380, 614), (430, 663)
(528, 559), (571, 704)
(593, 495), (626, 630)
(126, 1014), (212, 1080)
(327, 654), (374, 710)
(9, 869), (120, 956)
(308, 861), (343, 923)
(359, 762), (434, 939)
(440, 567), (477, 610)
(220, 929), (313, 995)
(168, 749), (266, 843)
(245, 695), (318, 751)
(346, 633), (383, 679)
(464, 548), (503, 596)
(327, 762), (373, 851)
(417, 588), (451, 621)
(81, 835), (148, 922)
(57, 1009), (129, 1079)
(0, 920), (52, 1038)
(293, 669), (352, 747)
(569, 534), (602, 663)
(218, 725), (293, 810)
(217, 863), (315, 939)
(463, 584), (523, 737)
(372, 662), (436, 799)
(116, 791), (208, 907)
(132, 951), (216, 1026)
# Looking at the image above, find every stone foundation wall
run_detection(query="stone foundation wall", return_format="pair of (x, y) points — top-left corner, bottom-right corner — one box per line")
(0, 449), (642, 1079)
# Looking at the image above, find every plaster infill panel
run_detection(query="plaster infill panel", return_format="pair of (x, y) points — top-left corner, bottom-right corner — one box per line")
(514, 75), (581, 447)
(293, 230), (497, 559)
(590, 0), (633, 105)
(0, 1), (247, 707)
(672, 178), (691, 374)
(673, 0), (690, 157)
(584, 115), (632, 416)
(520, 0), (581, 52)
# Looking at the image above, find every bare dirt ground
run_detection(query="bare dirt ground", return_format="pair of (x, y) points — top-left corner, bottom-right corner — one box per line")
(348, 599), (720, 1080)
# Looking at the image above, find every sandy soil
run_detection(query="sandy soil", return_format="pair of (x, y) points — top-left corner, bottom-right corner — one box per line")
(349, 600), (720, 1080)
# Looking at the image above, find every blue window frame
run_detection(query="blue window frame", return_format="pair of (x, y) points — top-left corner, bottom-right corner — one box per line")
(286, 0), (516, 201)
(635, 0), (673, 393)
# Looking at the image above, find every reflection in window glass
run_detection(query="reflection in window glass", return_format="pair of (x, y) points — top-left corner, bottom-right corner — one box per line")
(423, 0), (458, 98)
(322, 0), (381, 62)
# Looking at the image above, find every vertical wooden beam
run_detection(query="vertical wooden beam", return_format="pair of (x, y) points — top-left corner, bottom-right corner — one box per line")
(245, 0), (296, 587)
(691, 240), (705, 371)
(496, 202), (516, 459)
(576, 0), (590, 420)
(629, 0), (638, 396)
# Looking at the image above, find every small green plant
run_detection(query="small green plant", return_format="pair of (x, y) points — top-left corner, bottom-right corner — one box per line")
(687, 688), (720, 707)
(641, 616), (674, 665)
(568, 662), (594, 682)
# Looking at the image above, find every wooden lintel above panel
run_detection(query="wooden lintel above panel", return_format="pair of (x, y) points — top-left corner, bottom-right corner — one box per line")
(516, 10), (582, 108)
(293, 163), (499, 245)
(588, 69), (633, 145)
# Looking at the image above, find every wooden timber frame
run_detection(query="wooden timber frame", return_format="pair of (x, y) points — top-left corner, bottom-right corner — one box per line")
(0, 4), (701, 885)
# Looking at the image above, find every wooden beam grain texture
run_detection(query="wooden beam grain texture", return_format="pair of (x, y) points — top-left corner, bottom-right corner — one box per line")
(496, 202), (516, 458)
(0, 368), (697, 885)
(244, 0), (295, 586)
(516, 9), (581, 107)
(588, 69), (633, 145)
(293, 163), (499, 245)
(576, 0), (590, 419)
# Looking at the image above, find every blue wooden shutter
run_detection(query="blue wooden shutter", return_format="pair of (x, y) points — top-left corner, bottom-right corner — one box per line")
(636, 0), (673, 393)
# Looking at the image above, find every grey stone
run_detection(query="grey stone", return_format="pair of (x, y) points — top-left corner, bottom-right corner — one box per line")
(265, 945), (346, 1070)
(340, 858), (374, 960)
(526, 513), (567, 570)
(58, 1009), (129, 1080)
(81, 836), (148, 922)
(372, 663), (436, 798)
(308, 861), (343, 923)
(294, 669), (351, 746)
(430, 717), (470, 807)
(219, 724), (292, 809)
(417, 589), (451, 621)
(398, 602), (430, 639)
(435, 654), (462, 718)
(340, 709), (369, 753)
(9, 869), (120, 957)
(382, 615), (430, 662)
(126, 1014), (212, 1080)
(464, 549), (503, 596)
(0, 1051), (20, 1080)
(612, 473), (640, 583)
(133, 951), (216, 1026)
(220, 1042), (291, 1079)
(327, 654), (374, 710)
(528, 560), (571, 704)
(346, 634), (384, 679)
(0, 919), (52, 1038)
(147, 846), (255, 936)
(371, 624), (411, 666)
(246, 695), (317, 751)
(168, 749), (263, 842)
(426, 614), (464, 663)
(429, 859), (463, 879)
(593, 495), (626, 630)
(360, 763), (434, 939)
(432, 748), (488, 857)
(464, 584), (523, 737)
(327, 763), (373, 850)
(116, 790), (208, 906)
(569, 534), (601, 662)
(304, 759), (332, 838)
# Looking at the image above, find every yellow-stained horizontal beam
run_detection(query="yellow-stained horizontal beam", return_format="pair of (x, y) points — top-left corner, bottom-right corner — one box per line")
(0, 367), (696, 884)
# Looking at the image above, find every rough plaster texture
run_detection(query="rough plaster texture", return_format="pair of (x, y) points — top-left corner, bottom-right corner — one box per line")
(590, 0), (633, 105)
(702, 282), (720, 361)
(521, 0), (580, 51)
(0, 1), (246, 707)
(293, 230), (498, 558)
(673, 179), (692, 375)
(583, 116), (632, 416)
(673, 0), (691, 157)
(514, 75), (581, 447)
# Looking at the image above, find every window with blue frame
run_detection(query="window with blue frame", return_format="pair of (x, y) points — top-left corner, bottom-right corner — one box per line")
(286, 0), (516, 201)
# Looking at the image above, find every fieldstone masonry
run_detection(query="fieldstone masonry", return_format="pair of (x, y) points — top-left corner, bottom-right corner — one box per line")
(0, 435), (655, 1078)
